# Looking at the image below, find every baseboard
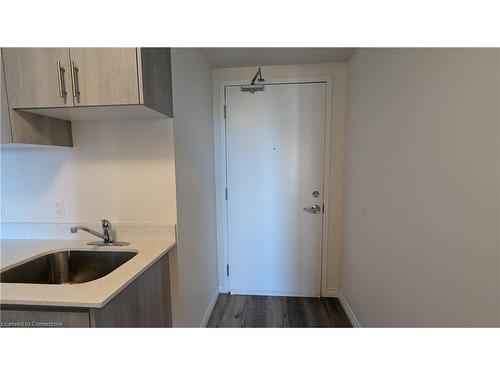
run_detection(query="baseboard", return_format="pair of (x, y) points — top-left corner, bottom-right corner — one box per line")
(338, 290), (361, 328)
(229, 289), (319, 297)
(218, 284), (228, 293)
(322, 288), (339, 298)
(200, 288), (220, 328)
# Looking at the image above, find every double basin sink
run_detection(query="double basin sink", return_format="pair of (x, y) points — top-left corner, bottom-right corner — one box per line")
(0, 250), (137, 285)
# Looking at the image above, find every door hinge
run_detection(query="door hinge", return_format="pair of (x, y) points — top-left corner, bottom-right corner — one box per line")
(322, 203), (325, 213)
(226, 264), (230, 277)
(224, 105), (227, 119)
(225, 187), (228, 200)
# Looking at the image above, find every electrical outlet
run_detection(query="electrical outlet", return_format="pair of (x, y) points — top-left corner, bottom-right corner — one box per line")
(54, 201), (65, 218)
(361, 203), (368, 218)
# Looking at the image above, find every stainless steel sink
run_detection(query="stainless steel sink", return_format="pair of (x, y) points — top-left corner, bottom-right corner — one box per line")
(0, 250), (137, 285)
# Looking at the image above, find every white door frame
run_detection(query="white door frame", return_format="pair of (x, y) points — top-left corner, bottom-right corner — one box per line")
(214, 75), (334, 297)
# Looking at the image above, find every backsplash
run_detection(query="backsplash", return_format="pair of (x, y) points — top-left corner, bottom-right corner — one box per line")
(0, 222), (176, 242)
(0, 118), (177, 223)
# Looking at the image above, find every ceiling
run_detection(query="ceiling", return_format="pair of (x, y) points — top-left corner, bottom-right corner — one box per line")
(203, 48), (355, 68)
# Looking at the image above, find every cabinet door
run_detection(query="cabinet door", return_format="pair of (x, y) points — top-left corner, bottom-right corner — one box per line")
(2, 48), (73, 109)
(1, 50), (12, 143)
(69, 48), (139, 107)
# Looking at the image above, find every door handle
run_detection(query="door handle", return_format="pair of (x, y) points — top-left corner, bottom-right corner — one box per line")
(303, 204), (321, 214)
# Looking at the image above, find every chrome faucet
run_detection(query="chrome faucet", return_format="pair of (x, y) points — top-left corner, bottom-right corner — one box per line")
(70, 219), (129, 246)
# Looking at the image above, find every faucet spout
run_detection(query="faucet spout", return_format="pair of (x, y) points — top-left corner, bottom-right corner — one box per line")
(70, 226), (106, 241)
(70, 219), (115, 244)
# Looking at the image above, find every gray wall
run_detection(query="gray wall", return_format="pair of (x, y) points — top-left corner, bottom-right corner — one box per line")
(170, 48), (219, 327)
(341, 48), (499, 327)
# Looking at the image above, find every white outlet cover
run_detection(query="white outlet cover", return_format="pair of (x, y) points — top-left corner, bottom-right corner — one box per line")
(54, 201), (66, 218)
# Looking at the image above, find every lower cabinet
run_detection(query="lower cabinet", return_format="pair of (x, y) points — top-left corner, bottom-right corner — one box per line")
(0, 308), (90, 327)
(0, 250), (172, 328)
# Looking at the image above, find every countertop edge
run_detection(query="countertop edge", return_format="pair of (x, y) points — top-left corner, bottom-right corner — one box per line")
(95, 241), (176, 308)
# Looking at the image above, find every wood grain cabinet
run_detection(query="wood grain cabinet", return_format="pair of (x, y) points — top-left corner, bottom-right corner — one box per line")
(1, 47), (173, 146)
(1, 49), (72, 146)
(1, 52), (12, 143)
(2, 48), (74, 109)
(69, 48), (140, 107)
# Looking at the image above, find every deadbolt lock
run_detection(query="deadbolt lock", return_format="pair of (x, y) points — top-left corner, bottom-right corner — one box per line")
(312, 191), (320, 198)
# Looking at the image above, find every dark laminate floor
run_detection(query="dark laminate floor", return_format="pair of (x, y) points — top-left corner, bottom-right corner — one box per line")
(207, 294), (352, 328)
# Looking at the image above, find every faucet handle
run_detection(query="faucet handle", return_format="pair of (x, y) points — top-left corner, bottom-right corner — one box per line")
(101, 219), (113, 243)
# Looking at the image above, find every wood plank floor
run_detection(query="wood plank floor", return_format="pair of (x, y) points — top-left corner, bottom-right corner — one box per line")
(207, 294), (352, 328)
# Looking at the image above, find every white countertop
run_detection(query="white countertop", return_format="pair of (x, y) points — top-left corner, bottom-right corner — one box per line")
(0, 238), (176, 308)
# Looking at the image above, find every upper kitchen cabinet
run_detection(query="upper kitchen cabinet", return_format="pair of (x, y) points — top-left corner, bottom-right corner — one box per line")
(1, 49), (72, 147)
(1, 51), (12, 143)
(2, 48), (74, 109)
(69, 48), (140, 106)
(1, 48), (173, 121)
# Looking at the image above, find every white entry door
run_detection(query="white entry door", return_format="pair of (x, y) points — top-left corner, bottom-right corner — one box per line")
(226, 82), (327, 297)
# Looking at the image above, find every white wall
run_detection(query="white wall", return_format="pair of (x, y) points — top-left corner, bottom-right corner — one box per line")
(1, 119), (177, 223)
(212, 64), (347, 295)
(169, 48), (219, 327)
(341, 48), (500, 327)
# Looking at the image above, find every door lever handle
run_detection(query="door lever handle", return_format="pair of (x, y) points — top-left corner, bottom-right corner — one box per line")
(303, 204), (321, 214)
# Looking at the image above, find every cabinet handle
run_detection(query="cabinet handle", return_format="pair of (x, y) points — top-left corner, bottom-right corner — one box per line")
(71, 60), (80, 99)
(56, 61), (67, 99)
